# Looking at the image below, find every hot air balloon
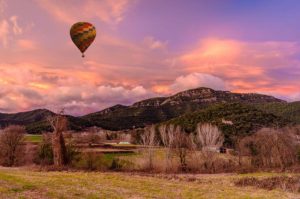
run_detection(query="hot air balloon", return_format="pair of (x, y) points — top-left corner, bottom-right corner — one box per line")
(70, 22), (96, 57)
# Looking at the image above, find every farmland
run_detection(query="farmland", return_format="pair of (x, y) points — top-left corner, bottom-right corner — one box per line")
(0, 167), (298, 199)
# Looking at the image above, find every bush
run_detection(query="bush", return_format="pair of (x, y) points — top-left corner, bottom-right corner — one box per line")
(187, 151), (238, 173)
(110, 158), (133, 171)
(35, 134), (53, 165)
(238, 128), (298, 169)
(65, 141), (79, 165)
(73, 152), (109, 171)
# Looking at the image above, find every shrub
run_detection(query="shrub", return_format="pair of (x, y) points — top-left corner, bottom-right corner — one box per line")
(73, 152), (108, 171)
(35, 134), (53, 165)
(187, 151), (238, 173)
(238, 128), (298, 169)
(110, 158), (134, 171)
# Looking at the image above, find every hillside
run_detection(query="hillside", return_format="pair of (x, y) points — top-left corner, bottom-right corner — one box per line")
(166, 103), (291, 146)
(0, 109), (54, 127)
(255, 101), (300, 124)
(0, 109), (91, 134)
(82, 87), (284, 130)
(24, 115), (92, 134)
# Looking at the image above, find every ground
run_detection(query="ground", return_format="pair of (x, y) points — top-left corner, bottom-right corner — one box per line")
(0, 167), (299, 199)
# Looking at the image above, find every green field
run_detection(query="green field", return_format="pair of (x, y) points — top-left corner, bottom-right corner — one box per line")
(0, 167), (298, 199)
(24, 134), (43, 143)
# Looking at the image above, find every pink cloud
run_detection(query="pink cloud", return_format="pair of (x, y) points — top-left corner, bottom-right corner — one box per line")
(0, 62), (156, 115)
(17, 39), (37, 50)
(36, 0), (135, 25)
(180, 38), (300, 100)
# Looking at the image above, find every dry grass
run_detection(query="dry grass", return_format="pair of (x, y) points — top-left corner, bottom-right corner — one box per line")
(0, 167), (299, 199)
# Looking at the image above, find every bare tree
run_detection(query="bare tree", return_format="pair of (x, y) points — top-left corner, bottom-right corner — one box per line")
(170, 126), (193, 172)
(0, 126), (25, 166)
(158, 124), (176, 172)
(195, 123), (224, 150)
(188, 123), (224, 172)
(48, 110), (68, 167)
(86, 127), (100, 146)
(141, 125), (157, 170)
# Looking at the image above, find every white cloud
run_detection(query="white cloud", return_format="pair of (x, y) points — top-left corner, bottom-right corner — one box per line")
(170, 73), (227, 93)
(50, 85), (154, 115)
(143, 36), (168, 50)
(286, 92), (300, 102)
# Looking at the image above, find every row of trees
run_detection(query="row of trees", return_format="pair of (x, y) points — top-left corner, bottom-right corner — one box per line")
(141, 123), (299, 172)
(141, 123), (224, 171)
(1, 114), (298, 172)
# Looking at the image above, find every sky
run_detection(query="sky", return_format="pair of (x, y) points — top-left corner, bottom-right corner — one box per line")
(0, 0), (300, 115)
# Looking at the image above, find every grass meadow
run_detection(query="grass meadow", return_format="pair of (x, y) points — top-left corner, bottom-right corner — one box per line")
(0, 167), (299, 199)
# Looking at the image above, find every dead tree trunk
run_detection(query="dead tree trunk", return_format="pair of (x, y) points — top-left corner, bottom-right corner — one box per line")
(48, 111), (68, 167)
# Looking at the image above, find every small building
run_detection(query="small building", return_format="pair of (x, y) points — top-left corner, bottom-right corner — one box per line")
(202, 146), (219, 153)
(219, 147), (227, 153)
(119, 141), (130, 145)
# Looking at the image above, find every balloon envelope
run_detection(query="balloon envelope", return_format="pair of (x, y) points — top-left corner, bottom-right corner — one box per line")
(70, 22), (96, 57)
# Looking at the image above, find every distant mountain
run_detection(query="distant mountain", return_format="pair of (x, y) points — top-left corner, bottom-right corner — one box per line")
(0, 87), (292, 133)
(165, 103), (291, 146)
(82, 87), (285, 130)
(132, 87), (283, 107)
(0, 109), (54, 126)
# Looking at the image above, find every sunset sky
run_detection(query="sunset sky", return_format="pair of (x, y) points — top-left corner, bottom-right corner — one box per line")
(1, 0), (300, 115)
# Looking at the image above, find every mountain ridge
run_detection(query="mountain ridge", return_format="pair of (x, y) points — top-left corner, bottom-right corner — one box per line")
(0, 87), (295, 133)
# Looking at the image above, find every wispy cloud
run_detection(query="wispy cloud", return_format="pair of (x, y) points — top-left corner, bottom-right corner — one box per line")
(10, 15), (22, 35)
(36, 0), (135, 25)
(0, 19), (9, 47)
